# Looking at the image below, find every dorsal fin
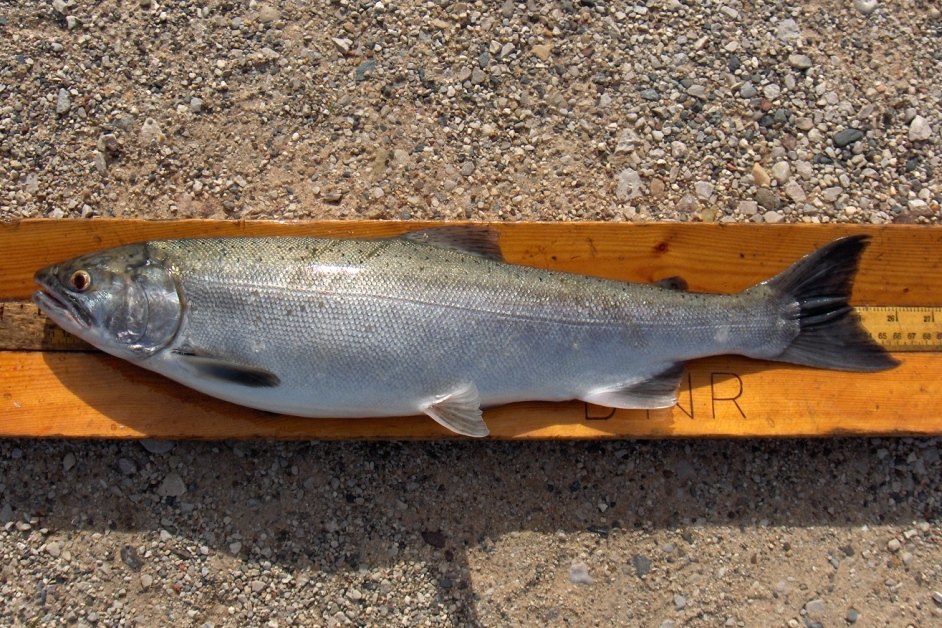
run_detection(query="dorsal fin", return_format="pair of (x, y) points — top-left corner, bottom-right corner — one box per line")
(653, 276), (688, 291)
(401, 226), (504, 262)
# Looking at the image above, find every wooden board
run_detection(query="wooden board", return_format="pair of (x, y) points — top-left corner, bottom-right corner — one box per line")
(2, 219), (941, 440)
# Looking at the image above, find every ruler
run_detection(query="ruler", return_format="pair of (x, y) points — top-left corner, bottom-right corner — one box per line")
(854, 306), (942, 352)
(2, 300), (942, 353)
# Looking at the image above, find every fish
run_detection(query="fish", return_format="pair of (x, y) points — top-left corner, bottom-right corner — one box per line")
(32, 226), (898, 437)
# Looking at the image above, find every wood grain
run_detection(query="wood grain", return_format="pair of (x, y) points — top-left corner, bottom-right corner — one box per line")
(2, 219), (940, 440)
(0, 351), (936, 440)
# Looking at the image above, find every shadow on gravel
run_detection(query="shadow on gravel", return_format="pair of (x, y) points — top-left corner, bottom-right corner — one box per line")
(1, 436), (939, 625)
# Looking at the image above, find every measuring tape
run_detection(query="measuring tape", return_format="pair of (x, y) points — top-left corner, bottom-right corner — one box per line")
(2, 301), (942, 352)
(854, 306), (942, 352)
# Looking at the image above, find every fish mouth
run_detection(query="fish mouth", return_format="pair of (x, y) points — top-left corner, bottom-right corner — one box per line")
(32, 270), (92, 331)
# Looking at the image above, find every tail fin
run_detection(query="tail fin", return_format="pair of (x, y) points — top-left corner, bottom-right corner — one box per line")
(764, 235), (899, 372)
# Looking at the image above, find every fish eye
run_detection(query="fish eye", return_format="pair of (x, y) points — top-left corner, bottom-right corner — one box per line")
(70, 270), (92, 292)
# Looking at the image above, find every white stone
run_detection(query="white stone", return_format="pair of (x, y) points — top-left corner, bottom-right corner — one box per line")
(853, 0), (879, 16)
(738, 201), (758, 216)
(909, 115), (933, 142)
(770, 161), (791, 185)
(776, 19), (801, 43)
(140, 118), (165, 144)
(615, 168), (643, 200)
(694, 181), (715, 200)
(784, 181), (806, 203)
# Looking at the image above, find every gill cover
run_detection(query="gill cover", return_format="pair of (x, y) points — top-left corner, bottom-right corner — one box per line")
(117, 263), (182, 354)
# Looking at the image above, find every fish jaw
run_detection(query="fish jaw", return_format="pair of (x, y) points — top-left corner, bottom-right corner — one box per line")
(32, 266), (93, 337)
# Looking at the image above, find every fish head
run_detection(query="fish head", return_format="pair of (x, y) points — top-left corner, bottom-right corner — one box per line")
(33, 244), (182, 360)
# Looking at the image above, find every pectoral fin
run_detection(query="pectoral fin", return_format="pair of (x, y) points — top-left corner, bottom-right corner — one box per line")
(581, 363), (685, 409)
(422, 383), (489, 437)
(173, 351), (281, 388)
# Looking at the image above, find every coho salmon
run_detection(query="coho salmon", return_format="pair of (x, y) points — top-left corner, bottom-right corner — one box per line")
(33, 227), (897, 437)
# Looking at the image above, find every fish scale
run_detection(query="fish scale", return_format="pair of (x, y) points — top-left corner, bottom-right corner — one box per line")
(32, 227), (897, 437)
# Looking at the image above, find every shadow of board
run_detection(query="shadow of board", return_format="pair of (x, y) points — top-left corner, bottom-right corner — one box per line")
(4, 434), (937, 625)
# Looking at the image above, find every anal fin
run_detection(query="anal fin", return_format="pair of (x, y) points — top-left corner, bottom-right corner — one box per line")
(581, 363), (685, 410)
(422, 382), (489, 437)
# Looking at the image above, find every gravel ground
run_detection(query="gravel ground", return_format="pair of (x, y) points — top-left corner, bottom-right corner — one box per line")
(2, 0), (942, 626)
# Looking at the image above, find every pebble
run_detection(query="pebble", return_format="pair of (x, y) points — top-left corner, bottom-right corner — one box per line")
(356, 59), (377, 82)
(853, 0), (879, 16)
(632, 554), (652, 578)
(649, 178), (666, 199)
(140, 574), (153, 591)
(909, 116), (933, 142)
(784, 181), (806, 203)
(771, 162), (791, 185)
(687, 85), (707, 100)
(98, 133), (119, 153)
(776, 19), (801, 43)
(822, 187), (843, 203)
(694, 181), (714, 200)
(833, 128), (864, 148)
(257, 5), (280, 23)
(118, 458), (137, 475)
(640, 89), (660, 101)
(752, 164), (771, 188)
(140, 118), (165, 144)
(531, 45), (552, 61)
(568, 562), (593, 585)
(140, 439), (175, 454)
(932, 591), (942, 606)
(157, 473), (187, 497)
(740, 82), (757, 99)
(887, 538), (902, 552)
(674, 194), (700, 214)
(846, 608), (860, 623)
(460, 162), (475, 177)
(738, 200), (758, 216)
(616, 168), (643, 200)
(55, 88), (71, 115)
(332, 38), (352, 55)
(62, 452), (76, 471)
(45, 541), (62, 558)
(189, 97), (203, 114)
(763, 84), (781, 100)
(805, 599), (826, 615)
(762, 210), (784, 223)
(674, 594), (687, 610)
(93, 151), (107, 174)
(788, 54), (813, 70)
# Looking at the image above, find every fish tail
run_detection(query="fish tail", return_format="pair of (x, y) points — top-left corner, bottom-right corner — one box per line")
(764, 235), (899, 372)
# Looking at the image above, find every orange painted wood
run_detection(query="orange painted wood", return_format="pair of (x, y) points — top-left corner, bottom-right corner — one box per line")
(3, 219), (941, 301)
(0, 351), (936, 440)
(1, 219), (940, 440)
